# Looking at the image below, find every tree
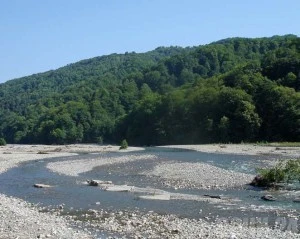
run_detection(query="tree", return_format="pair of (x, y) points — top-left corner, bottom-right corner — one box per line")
(256, 85), (300, 141)
(125, 92), (162, 145)
(218, 87), (261, 142)
(0, 138), (6, 146)
(0, 35), (298, 145)
(119, 139), (128, 150)
(218, 116), (230, 143)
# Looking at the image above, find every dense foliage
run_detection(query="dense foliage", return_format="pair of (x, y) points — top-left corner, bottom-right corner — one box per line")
(0, 35), (299, 145)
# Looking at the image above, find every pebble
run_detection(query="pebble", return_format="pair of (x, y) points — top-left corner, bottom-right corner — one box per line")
(70, 208), (300, 239)
(144, 162), (254, 189)
(1, 145), (300, 239)
(0, 193), (92, 239)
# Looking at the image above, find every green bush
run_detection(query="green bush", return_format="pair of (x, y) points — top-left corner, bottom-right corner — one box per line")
(255, 159), (300, 187)
(0, 138), (6, 146)
(119, 139), (128, 150)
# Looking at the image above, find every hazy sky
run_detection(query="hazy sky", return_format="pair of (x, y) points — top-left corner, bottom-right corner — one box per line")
(0, 0), (299, 83)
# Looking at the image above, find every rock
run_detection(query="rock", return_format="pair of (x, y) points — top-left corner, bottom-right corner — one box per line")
(87, 180), (113, 186)
(138, 194), (171, 201)
(104, 185), (133, 192)
(88, 209), (97, 215)
(87, 180), (99, 186)
(171, 229), (180, 234)
(293, 197), (300, 203)
(250, 175), (266, 187)
(204, 194), (221, 199)
(261, 195), (276, 201)
(229, 234), (237, 239)
(33, 184), (52, 188)
(37, 151), (48, 154)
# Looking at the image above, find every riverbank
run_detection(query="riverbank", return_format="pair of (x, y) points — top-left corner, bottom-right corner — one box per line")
(0, 194), (92, 239)
(1, 144), (300, 238)
(2, 143), (300, 158)
(0, 145), (94, 238)
(159, 144), (300, 158)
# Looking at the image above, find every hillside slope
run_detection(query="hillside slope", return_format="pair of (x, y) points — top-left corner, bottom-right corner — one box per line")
(0, 35), (299, 145)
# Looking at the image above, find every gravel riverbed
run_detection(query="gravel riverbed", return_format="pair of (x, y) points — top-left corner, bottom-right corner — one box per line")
(67, 208), (300, 239)
(1, 144), (300, 238)
(143, 161), (253, 189)
(0, 194), (92, 239)
(0, 147), (93, 238)
(47, 154), (157, 176)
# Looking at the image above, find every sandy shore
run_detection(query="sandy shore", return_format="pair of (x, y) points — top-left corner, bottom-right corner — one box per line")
(1, 143), (300, 238)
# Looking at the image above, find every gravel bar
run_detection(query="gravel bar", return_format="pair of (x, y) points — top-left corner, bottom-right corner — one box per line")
(143, 161), (254, 189)
(47, 154), (157, 176)
(1, 144), (300, 238)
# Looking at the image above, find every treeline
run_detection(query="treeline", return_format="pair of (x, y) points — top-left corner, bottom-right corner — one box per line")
(0, 35), (299, 145)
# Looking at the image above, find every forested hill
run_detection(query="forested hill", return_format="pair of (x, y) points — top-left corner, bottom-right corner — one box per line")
(0, 34), (299, 145)
(0, 46), (188, 112)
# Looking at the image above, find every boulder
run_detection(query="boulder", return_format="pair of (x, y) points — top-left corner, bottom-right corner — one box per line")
(204, 194), (221, 199)
(33, 184), (52, 188)
(293, 197), (300, 203)
(87, 180), (112, 186)
(261, 194), (276, 201)
(87, 180), (99, 186)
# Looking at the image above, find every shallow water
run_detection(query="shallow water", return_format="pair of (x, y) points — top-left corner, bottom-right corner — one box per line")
(0, 148), (299, 231)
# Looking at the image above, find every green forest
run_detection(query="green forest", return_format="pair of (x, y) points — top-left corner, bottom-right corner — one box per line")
(0, 35), (299, 145)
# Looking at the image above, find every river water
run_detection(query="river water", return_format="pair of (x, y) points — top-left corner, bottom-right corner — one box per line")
(0, 148), (299, 231)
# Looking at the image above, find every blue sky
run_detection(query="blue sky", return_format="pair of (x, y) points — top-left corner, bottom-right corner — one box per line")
(0, 0), (299, 83)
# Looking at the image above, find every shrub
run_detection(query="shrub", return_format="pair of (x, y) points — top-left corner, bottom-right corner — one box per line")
(253, 159), (300, 187)
(0, 138), (6, 146)
(119, 139), (128, 150)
